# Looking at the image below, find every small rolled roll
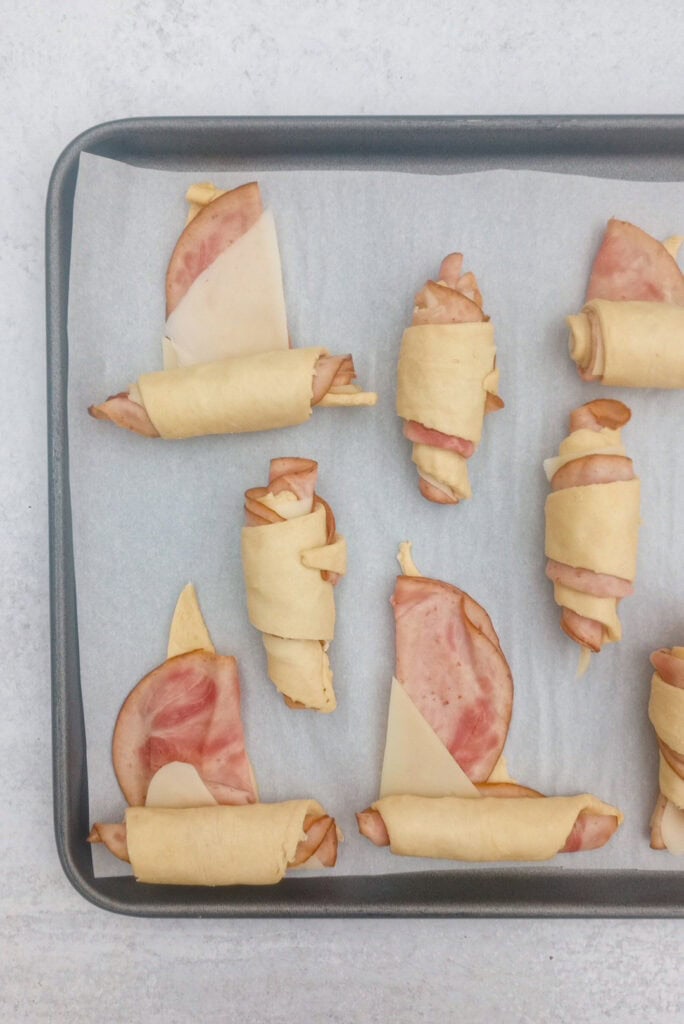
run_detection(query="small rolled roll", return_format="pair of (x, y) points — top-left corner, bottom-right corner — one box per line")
(568, 219), (684, 387)
(89, 801), (340, 885)
(396, 253), (502, 504)
(544, 399), (640, 658)
(357, 794), (622, 862)
(89, 349), (376, 439)
(242, 458), (346, 711)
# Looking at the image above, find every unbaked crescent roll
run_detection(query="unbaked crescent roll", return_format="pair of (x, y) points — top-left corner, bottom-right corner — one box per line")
(544, 399), (640, 660)
(568, 219), (684, 387)
(89, 802), (340, 884)
(357, 794), (622, 862)
(396, 253), (502, 504)
(89, 181), (376, 438)
(648, 647), (684, 854)
(242, 457), (346, 711)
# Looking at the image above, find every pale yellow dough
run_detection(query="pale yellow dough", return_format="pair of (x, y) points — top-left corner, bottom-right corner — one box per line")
(649, 655), (684, 855)
(136, 347), (325, 439)
(411, 444), (472, 501)
(125, 801), (323, 885)
(545, 479), (641, 580)
(552, 583), (622, 642)
(241, 504), (339, 641)
(372, 794), (622, 862)
(396, 323), (497, 442)
(568, 299), (684, 388)
(543, 427), (626, 482)
(261, 634), (336, 712)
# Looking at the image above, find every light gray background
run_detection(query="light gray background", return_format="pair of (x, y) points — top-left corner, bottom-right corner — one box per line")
(3, 1), (683, 1021)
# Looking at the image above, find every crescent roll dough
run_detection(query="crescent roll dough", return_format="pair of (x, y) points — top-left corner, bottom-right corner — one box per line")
(125, 801), (324, 885)
(135, 347), (325, 438)
(242, 459), (346, 711)
(648, 648), (684, 854)
(370, 794), (623, 862)
(568, 299), (684, 388)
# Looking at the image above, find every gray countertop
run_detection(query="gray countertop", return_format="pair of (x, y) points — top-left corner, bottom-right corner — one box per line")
(3, 1), (683, 1020)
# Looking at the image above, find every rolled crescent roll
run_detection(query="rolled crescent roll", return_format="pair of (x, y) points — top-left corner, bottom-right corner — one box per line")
(89, 802), (340, 885)
(396, 253), (502, 504)
(89, 181), (376, 438)
(357, 544), (623, 862)
(648, 647), (684, 854)
(357, 793), (622, 862)
(568, 219), (684, 387)
(544, 399), (640, 660)
(242, 458), (346, 711)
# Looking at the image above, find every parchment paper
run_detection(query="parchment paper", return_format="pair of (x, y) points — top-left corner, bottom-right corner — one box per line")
(68, 151), (684, 877)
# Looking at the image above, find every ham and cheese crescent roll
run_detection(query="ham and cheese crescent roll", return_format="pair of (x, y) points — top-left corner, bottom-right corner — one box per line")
(357, 545), (623, 862)
(357, 794), (622, 862)
(568, 219), (684, 387)
(89, 182), (376, 438)
(89, 586), (341, 883)
(396, 253), (502, 503)
(648, 647), (684, 855)
(242, 458), (346, 712)
(89, 802), (340, 885)
(544, 399), (640, 660)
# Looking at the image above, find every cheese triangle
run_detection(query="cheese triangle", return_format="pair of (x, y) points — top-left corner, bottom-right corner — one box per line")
(164, 209), (289, 368)
(167, 583), (215, 658)
(380, 678), (480, 799)
(145, 762), (218, 808)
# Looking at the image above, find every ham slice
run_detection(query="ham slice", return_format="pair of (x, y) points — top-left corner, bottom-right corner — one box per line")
(398, 252), (502, 504)
(587, 218), (684, 304)
(165, 182), (263, 315)
(88, 811), (339, 870)
(112, 650), (257, 807)
(545, 399), (638, 655)
(392, 574), (513, 782)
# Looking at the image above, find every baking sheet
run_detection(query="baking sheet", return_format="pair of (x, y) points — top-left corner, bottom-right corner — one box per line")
(67, 151), (684, 879)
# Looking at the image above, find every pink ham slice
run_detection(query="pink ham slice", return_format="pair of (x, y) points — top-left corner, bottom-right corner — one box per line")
(88, 812), (339, 869)
(403, 252), (501, 505)
(649, 647), (684, 850)
(165, 182), (263, 315)
(586, 218), (684, 305)
(392, 574), (513, 783)
(87, 354), (359, 438)
(112, 650), (257, 807)
(548, 399), (636, 654)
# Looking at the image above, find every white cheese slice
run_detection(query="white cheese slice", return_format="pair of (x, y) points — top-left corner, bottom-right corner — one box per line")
(145, 762), (218, 808)
(380, 677), (480, 799)
(167, 583), (215, 659)
(164, 209), (289, 368)
(661, 799), (684, 855)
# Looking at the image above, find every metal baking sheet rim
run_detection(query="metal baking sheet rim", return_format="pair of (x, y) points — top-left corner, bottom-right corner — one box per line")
(46, 115), (684, 917)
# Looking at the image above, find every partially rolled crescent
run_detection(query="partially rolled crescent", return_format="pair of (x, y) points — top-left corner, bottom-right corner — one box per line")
(544, 399), (640, 657)
(396, 254), (502, 504)
(89, 801), (340, 885)
(568, 219), (684, 387)
(89, 349), (376, 439)
(357, 794), (622, 862)
(648, 647), (684, 854)
(242, 458), (346, 711)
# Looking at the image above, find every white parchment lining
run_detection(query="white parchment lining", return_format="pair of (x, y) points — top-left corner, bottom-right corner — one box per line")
(67, 152), (684, 877)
